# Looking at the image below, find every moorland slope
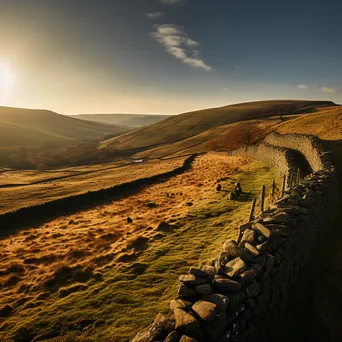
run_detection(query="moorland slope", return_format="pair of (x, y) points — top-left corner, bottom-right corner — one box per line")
(70, 114), (170, 128)
(0, 106), (130, 148)
(100, 100), (336, 157)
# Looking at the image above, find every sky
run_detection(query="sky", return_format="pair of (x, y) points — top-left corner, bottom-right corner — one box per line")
(0, 0), (341, 115)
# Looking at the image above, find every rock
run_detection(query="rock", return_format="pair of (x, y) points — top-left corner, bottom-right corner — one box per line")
(165, 331), (182, 342)
(213, 278), (241, 292)
(229, 192), (236, 200)
(246, 283), (260, 297)
(253, 223), (271, 238)
(179, 275), (209, 286)
(224, 257), (247, 277)
(192, 301), (217, 322)
(180, 336), (198, 342)
(174, 308), (204, 340)
(265, 255), (275, 272)
(203, 293), (229, 312)
(218, 252), (231, 266)
(256, 241), (269, 253)
(127, 217), (133, 224)
(222, 240), (252, 262)
(200, 265), (217, 278)
(244, 243), (260, 257)
(156, 221), (172, 232)
(131, 319), (173, 342)
(257, 235), (266, 243)
(178, 284), (198, 298)
(273, 213), (294, 225)
(202, 310), (232, 340)
(190, 268), (211, 279)
(240, 229), (256, 245)
(0, 304), (13, 318)
(146, 202), (158, 208)
(170, 299), (193, 311)
(216, 184), (222, 191)
(196, 284), (212, 295)
(237, 268), (257, 287)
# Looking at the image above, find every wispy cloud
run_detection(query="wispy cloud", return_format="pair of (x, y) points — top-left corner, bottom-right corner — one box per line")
(151, 24), (212, 71)
(147, 12), (164, 19)
(160, 0), (186, 4)
(321, 86), (335, 93)
(234, 65), (242, 69)
(297, 84), (308, 89)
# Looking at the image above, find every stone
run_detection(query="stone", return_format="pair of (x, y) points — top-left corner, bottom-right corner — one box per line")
(237, 268), (257, 287)
(200, 265), (217, 278)
(202, 310), (232, 340)
(246, 283), (260, 297)
(257, 234), (266, 243)
(253, 223), (271, 238)
(203, 293), (229, 312)
(224, 257), (247, 277)
(273, 213), (294, 225)
(178, 284), (198, 298)
(222, 240), (252, 262)
(165, 331), (182, 342)
(180, 336), (198, 342)
(179, 275), (209, 286)
(226, 292), (247, 309)
(192, 300), (217, 322)
(253, 255), (266, 267)
(174, 308), (204, 340)
(189, 268), (211, 278)
(240, 229), (256, 245)
(146, 202), (158, 208)
(196, 284), (212, 295)
(244, 243), (260, 257)
(170, 299), (193, 311)
(256, 241), (269, 253)
(265, 255), (275, 272)
(213, 278), (241, 292)
(131, 318), (173, 342)
(218, 252), (231, 266)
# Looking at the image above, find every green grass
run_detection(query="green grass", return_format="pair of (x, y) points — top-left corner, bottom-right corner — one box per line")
(0, 160), (279, 342)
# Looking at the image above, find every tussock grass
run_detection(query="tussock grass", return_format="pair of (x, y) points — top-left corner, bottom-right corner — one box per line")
(0, 154), (279, 341)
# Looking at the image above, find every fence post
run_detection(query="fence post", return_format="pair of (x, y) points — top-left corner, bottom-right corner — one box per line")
(248, 198), (257, 222)
(296, 168), (301, 185)
(260, 185), (266, 212)
(281, 174), (286, 197)
(271, 179), (276, 202)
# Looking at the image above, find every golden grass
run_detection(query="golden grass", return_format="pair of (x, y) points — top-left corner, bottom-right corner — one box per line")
(0, 157), (186, 215)
(0, 153), (279, 341)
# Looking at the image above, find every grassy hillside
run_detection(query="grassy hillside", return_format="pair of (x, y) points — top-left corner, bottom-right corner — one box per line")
(0, 106), (130, 148)
(272, 106), (342, 342)
(70, 114), (170, 128)
(100, 100), (336, 153)
(0, 154), (279, 341)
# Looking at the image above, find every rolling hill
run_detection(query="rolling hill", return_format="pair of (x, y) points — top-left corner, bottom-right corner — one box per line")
(100, 100), (337, 154)
(70, 114), (170, 128)
(0, 106), (131, 148)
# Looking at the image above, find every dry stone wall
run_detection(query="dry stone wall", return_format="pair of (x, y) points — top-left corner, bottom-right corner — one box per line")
(264, 133), (332, 172)
(132, 133), (338, 342)
(232, 143), (298, 177)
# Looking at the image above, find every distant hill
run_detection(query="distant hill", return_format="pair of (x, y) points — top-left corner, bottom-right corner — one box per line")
(70, 114), (170, 128)
(100, 100), (337, 154)
(0, 106), (131, 148)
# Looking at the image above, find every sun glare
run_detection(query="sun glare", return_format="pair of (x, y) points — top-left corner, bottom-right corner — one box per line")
(0, 63), (14, 91)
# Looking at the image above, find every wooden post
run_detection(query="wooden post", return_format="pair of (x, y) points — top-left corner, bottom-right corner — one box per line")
(260, 185), (265, 212)
(296, 168), (301, 185)
(248, 198), (256, 222)
(281, 174), (286, 197)
(271, 179), (276, 202)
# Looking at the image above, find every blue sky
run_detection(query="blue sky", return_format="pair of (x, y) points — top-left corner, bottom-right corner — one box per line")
(0, 0), (341, 114)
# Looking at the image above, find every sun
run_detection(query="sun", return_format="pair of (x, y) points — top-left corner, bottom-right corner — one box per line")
(0, 63), (14, 91)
